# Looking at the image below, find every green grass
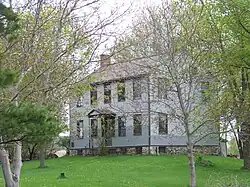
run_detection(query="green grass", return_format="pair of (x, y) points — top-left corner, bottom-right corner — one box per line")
(0, 155), (249, 187)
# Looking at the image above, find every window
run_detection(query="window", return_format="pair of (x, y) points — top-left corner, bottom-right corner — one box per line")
(117, 80), (125, 102)
(158, 78), (167, 99)
(159, 146), (166, 153)
(71, 142), (74, 148)
(77, 120), (84, 138)
(133, 114), (142, 136)
(76, 97), (83, 107)
(90, 118), (98, 137)
(133, 79), (142, 100)
(200, 81), (209, 101)
(118, 116), (126, 137)
(159, 113), (168, 135)
(104, 82), (111, 104)
(90, 85), (97, 105)
(136, 147), (142, 154)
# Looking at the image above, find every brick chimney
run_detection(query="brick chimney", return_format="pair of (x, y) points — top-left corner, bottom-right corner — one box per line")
(100, 54), (111, 68)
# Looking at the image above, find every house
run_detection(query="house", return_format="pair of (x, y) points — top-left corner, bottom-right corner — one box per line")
(69, 54), (220, 155)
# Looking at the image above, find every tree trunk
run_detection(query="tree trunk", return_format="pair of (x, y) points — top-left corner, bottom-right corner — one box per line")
(243, 138), (250, 169)
(11, 142), (22, 187)
(240, 68), (250, 167)
(39, 146), (46, 168)
(28, 144), (37, 160)
(235, 126), (244, 159)
(0, 148), (15, 187)
(242, 122), (250, 169)
(187, 141), (196, 187)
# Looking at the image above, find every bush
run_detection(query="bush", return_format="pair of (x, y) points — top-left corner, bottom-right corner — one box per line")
(195, 153), (214, 167)
(99, 145), (108, 156)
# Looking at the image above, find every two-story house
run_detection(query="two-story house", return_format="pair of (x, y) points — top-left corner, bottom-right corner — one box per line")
(69, 54), (220, 155)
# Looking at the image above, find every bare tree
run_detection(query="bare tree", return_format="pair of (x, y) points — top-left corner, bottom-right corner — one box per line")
(0, 0), (130, 186)
(110, 1), (222, 186)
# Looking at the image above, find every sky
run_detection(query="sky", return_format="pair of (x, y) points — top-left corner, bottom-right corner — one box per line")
(95, 0), (162, 52)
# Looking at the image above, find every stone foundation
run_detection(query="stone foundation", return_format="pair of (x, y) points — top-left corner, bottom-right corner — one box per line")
(127, 148), (136, 154)
(71, 145), (220, 156)
(69, 150), (77, 156)
(194, 145), (220, 155)
(157, 145), (219, 155)
(142, 147), (149, 154)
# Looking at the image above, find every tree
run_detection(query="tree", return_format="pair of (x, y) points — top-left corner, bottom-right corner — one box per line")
(22, 142), (38, 161)
(0, 0), (129, 169)
(0, 102), (64, 187)
(201, 0), (250, 168)
(112, 1), (221, 186)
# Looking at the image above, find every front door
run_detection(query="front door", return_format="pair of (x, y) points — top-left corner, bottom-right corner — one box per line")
(101, 116), (115, 146)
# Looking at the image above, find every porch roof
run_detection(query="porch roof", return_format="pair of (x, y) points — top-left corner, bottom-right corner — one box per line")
(87, 109), (116, 117)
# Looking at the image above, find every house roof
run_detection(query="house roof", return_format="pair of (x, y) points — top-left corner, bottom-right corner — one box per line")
(89, 58), (157, 84)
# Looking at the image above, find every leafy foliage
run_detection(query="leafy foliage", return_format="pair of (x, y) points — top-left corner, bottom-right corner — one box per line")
(0, 3), (19, 40)
(0, 68), (17, 88)
(0, 2), (19, 89)
(228, 138), (240, 156)
(0, 102), (65, 144)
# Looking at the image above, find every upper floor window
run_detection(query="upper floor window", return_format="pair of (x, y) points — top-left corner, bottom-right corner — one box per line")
(158, 78), (167, 99)
(90, 118), (98, 137)
(76, 120), (84, 138)
(133, 114), (142, 136)
(76, 97), (83, 107)
(90, 85), (97, 105)
(118, 116), (126, 137)
(133, 78), (142, 100)
(117, 80), (125, 102)
(200, 81), (210, 102)
(159, 113), (168, 135)
(104, 82), (111, 104)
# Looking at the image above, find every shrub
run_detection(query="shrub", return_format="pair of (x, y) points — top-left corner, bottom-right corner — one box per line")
(195, 153), (214, 167)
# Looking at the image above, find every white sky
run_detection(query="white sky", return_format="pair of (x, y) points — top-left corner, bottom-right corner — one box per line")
(96, 0), (162, 51)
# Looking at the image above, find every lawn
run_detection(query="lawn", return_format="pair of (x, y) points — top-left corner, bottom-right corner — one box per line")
(0, 155), (249, 187)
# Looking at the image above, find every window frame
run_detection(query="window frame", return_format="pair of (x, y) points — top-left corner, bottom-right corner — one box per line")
(90, 118), (98, 138)
(200, 81), (209, 101)
(117, 80), (126, 102)
(76, 97), (83, 107)
(133, 78), (142, 100)
(133, 114), (142, 136)
(77, 120), (84, 139)
(158, 78), (168, 100)
(90, 85), (97, 105)
(158, 113), (168, 135)
(104, 82), (112, 104)
(118, 116), (126, 137)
